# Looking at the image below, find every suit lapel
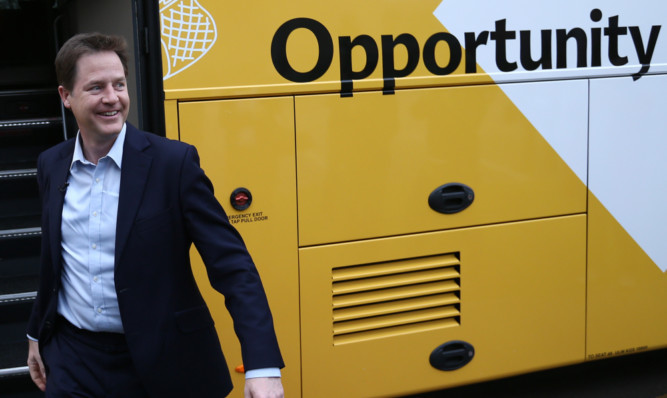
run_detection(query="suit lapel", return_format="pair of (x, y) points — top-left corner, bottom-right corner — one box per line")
(115, 125), (152, 269)
(48, 143), (75, 273)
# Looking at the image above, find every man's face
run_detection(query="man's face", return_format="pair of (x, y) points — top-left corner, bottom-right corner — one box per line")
(58, 51), (130, 144)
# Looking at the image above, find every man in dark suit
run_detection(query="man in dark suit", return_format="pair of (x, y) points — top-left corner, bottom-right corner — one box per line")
(26, 33), (284, 398)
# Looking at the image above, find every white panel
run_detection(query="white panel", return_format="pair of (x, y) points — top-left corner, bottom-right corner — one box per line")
(500, 80), (589, 184)
(590, 74), (667, 272)
(434, 0), (667, 81)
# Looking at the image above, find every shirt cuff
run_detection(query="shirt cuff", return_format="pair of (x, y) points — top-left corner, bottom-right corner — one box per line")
(27, 334), (38, 342)
(245, 367), (281, 379)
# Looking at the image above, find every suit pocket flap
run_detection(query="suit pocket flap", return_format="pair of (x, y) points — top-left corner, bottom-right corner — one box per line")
(134, 208), (172, 233)
(174, 305), (214, 333)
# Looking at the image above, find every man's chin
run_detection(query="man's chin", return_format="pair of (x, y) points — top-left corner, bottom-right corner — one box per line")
(99, 122), (125, 136)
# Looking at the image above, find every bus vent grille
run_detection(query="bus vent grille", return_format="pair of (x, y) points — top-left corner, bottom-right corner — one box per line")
(332, 253), (461, 345)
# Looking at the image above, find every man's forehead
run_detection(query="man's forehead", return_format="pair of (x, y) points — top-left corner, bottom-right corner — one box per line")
(75, 52), (126, 83)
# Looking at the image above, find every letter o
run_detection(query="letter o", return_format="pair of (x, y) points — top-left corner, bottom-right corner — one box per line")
(271, 18), (334, 82)
(423, 32), (462, 76)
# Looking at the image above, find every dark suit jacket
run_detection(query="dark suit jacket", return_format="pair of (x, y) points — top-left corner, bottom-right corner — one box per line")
(27, 123), (283, 397)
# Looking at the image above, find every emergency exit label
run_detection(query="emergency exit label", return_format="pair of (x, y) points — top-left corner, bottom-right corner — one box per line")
(228, 211), (269, 224)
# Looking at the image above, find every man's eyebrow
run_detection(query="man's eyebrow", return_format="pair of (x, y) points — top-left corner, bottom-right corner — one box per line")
(82, 79), (104, 87)
(84, 76), (126, 86)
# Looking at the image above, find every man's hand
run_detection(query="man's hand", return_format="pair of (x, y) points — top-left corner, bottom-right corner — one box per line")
(244, 377), (284, 398)
(27, 339), (46, 391)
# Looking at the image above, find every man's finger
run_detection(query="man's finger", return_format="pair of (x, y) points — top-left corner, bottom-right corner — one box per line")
(27, 340), (46, 391)
(28, 360), (46, 391)
(244, 377), (284, 398)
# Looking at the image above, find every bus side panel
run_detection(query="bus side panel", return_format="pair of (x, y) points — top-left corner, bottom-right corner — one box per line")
(587, 74), (667, 358)
(300, 216), (586, 398)
(295, 82), (588, 246)
(177, 97), (300, 398)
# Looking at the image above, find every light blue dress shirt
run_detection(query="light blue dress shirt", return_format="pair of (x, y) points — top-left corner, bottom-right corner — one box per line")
(58, 125), (126, 333)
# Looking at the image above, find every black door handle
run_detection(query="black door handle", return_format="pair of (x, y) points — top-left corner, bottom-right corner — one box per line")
(428, 183), (474, 214)
(430, 340), (475, 371)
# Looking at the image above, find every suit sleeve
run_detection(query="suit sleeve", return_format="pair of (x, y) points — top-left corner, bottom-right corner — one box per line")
(177, 145), (284, 371)
(27, 152), (52, 339)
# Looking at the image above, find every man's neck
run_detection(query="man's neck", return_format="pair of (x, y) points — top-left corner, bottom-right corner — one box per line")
(80, 133), (119, 165)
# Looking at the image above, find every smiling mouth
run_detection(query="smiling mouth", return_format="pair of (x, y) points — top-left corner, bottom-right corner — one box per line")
(100, 111), (119, 116)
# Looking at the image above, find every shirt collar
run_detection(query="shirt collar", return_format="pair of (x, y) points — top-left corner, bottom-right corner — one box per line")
(71, 123), (127, 169)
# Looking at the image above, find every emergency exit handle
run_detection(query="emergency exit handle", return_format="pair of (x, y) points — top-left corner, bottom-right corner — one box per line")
(429, 340), (475, 371)
(428, 183), (474, 214)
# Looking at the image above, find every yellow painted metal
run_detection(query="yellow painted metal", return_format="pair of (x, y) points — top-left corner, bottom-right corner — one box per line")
(586, 194), (667, 359)
(160, 0), (488, 100)
(300, 215), (586, 397)
(295, 86), (586, 246)
(163, 99), (179, 140)
(159, 3), (666, 396)
(177, 97), (300, 398)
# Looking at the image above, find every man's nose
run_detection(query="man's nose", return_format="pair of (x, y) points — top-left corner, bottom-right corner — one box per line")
(102, 85), (119, 103)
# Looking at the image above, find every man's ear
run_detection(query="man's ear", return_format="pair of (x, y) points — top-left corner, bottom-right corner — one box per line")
(58, 86), (71, 108)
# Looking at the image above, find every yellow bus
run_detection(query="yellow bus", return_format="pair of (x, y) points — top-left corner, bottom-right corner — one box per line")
(160, 1), (667, 396)
(1, 0), (666, 396)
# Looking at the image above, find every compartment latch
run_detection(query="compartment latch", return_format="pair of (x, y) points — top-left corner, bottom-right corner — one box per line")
(428, 183), (474, 214)
(429, 340), (475, 371)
